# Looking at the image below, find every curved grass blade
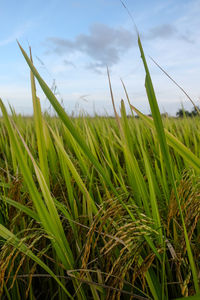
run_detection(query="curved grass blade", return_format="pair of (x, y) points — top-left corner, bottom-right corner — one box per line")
(48, 124), (97, 218)
(137, 34), (199, 293)
(0, 196), (39, 222)
(17, 42), (117, 197)
(0, 99), (74, 268)
(0, 224), (73, 299)
(131, 105), (200, 172)
(29, 47), (50, 187)
(149, 56), (200, 116)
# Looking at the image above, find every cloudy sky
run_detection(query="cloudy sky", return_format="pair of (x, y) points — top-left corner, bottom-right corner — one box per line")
(0, 0), (200, 115)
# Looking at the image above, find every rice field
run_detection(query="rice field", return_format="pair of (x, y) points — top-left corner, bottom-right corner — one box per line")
(0, 37), (199, 300)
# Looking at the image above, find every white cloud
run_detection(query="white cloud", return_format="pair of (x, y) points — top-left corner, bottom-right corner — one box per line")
(45, 23), (136, 71)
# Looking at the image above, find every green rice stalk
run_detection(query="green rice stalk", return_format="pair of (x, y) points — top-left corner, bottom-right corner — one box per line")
(17, 42), (117, 197)
(29, 47), (50, 187)
(137, 35), (199, 294)
(0, 224), (73, 299)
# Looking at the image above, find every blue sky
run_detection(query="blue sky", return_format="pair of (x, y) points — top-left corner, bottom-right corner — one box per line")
(1, 0), (200, 115)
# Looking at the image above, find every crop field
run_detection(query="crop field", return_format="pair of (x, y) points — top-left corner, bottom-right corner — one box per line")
(0, 38), (199, 300)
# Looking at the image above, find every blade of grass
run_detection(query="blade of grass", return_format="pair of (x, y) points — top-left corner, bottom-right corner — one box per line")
(0, 224), (73, 299)
(29, 47), (50, 187)
(0, 99), (74, 268)
(131, 105), (200, 172)
(137, 34), (199, 294)
(149, 56), (200, 116)
(0, 98), (87, 299)
(17, 42), (117, 197)
(48, 124), (97, 219)
(0, 196), (39, 222)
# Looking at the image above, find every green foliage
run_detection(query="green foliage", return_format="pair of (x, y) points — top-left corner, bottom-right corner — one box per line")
(176, 106), (200, 118)
(0, 38), (199, 299)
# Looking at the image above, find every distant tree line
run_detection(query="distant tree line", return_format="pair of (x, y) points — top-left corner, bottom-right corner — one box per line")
(176, 106), (200, 118)
(116, 106), (200, 119)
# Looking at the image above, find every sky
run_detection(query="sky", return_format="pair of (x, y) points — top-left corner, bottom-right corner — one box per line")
(0, 0), (200, 116)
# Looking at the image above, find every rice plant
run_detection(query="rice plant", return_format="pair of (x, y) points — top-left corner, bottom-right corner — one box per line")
(0, 36), (199, 300)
